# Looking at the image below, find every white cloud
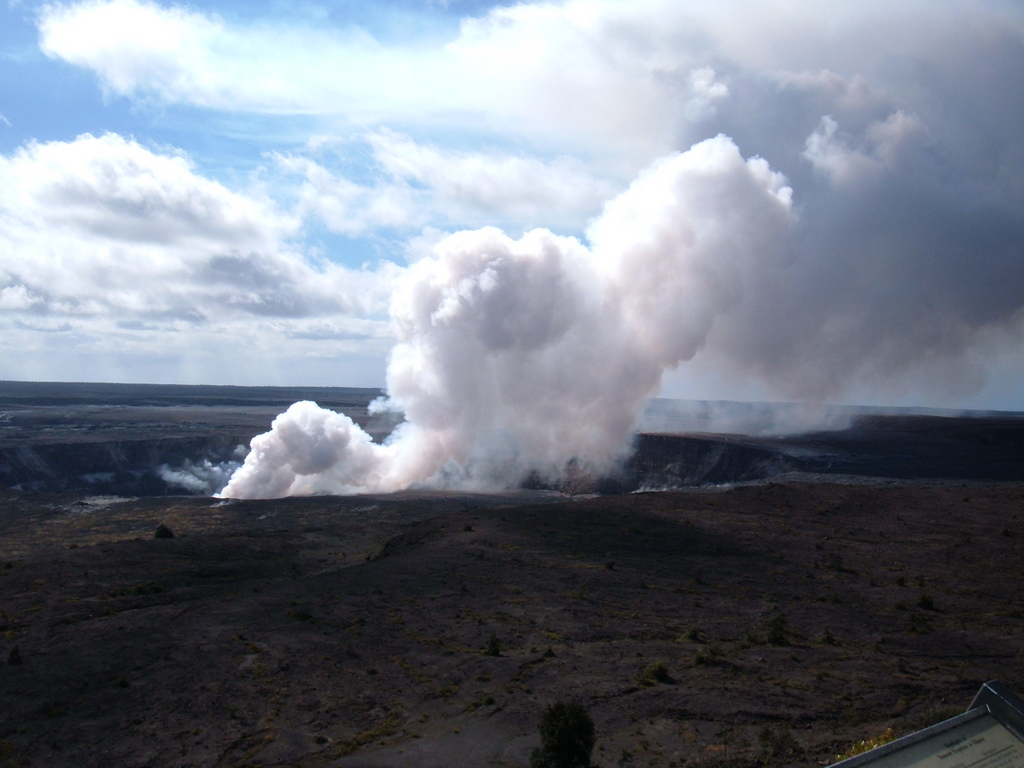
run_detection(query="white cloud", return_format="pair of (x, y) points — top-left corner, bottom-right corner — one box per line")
(36, 0), (737, 156)
(37, 0), (454, 114)
(269, 157), (404, 239)
(38, 0), (222, 98)
(275, 151), (423, 236)
(7, 132), (292, 248)
(0, 133), (400, 378)
(0, 284), (34, 310)
(803, 110), (928, 184)
(367, 130), (617, 225)
(802, 115), (881, 183)
(273, 131), (618, 235)
(38, 0), (1024, 164)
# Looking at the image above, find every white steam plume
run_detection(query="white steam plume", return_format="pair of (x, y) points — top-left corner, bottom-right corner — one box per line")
(219, 136), (792, 498)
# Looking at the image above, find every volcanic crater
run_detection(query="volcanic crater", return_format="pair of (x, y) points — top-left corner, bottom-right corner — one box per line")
(1, 383), (1023, 767)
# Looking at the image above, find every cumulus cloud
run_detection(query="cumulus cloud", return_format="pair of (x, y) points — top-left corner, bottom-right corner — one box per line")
(0, 133), (399, 379)
(6, 132), (290, 248)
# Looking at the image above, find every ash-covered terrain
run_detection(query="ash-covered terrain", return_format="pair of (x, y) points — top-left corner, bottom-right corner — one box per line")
(2, 383), (1024, 768)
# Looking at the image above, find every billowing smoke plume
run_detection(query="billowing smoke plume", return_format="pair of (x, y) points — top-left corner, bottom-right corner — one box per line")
(219, 135), (793, 497)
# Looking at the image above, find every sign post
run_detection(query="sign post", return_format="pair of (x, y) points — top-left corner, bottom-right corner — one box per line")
(833, 682), (1024, 768)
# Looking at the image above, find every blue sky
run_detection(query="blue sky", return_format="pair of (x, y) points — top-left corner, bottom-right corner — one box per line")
(1, 0), (1024, 411)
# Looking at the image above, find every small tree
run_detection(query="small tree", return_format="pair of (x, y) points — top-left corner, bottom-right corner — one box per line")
(530, 700), (595, 768)
(486, 634), (501, 656)
(764, 609), (788, 646)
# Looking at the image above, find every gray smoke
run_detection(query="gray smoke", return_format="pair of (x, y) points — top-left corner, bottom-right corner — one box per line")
(160, 457), (243, 495)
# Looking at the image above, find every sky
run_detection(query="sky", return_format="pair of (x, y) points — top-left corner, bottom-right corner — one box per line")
(1, 0), (1024, 411)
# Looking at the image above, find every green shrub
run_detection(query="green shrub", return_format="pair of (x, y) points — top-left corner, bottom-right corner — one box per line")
(764, 611), (788, 646)
(834, 728), (896, 762)
(530, 700), (595, 768)
(129, 581), (163, 596)
(759, 725), (799, 761)
(286, 608), (314, 622)
(486, 635), (502, 656)
(638, 660), (671, 686)
(900, 704), (962, 734)
(694, 646), (721, 666)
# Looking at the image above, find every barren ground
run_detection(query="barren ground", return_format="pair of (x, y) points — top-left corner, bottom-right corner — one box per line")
(1, 481), (1022, 768)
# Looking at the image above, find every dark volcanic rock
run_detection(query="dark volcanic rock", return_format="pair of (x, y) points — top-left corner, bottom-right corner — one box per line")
(0, 383), (399, 495)
(0, 435), (248, 495)
(622, 432), (794, 488)
(3, 383), (1024, 495)
(615, 414), (1024, 490)
(1, 483), (1022, 767)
